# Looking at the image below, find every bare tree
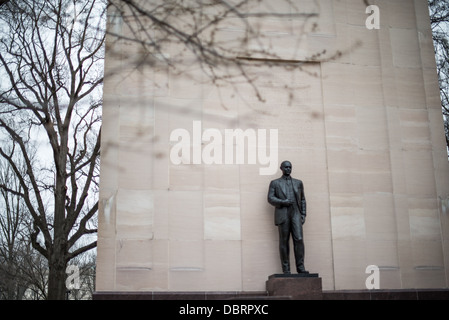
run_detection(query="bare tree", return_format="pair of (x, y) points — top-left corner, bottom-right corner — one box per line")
(0, 150), (50, 300)
(0, 0), (105, 299)
(429, 0), (449, 155)
(0, 156), (29, 299)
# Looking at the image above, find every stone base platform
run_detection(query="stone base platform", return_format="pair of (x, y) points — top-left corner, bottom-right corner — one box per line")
(266, 273), (322, 300)
(93, 273), (449, 300)
(93, 288), (449, 300)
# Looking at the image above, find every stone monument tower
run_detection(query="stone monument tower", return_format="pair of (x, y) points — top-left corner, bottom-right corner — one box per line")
(95, 0), (449, 299)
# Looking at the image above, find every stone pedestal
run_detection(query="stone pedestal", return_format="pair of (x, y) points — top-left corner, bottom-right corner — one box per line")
(266, 274), (323, 300)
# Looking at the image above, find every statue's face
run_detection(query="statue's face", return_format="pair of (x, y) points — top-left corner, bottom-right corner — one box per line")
(280, 161), (292, 176)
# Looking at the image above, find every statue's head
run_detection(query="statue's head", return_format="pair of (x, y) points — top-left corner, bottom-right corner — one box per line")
(280, 161), (292, 176)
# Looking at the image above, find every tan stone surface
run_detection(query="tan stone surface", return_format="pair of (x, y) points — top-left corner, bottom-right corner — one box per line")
(96, 0), (449, 292)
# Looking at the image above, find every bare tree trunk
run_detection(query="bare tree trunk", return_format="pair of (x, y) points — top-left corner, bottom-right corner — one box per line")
(47, 254), (67, 300)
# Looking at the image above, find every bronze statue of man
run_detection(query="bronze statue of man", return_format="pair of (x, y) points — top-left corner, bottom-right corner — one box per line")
(267, 161), (308, 274)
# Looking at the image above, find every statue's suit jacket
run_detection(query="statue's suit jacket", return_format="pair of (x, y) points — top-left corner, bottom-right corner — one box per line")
(267, 176), (307, 227)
